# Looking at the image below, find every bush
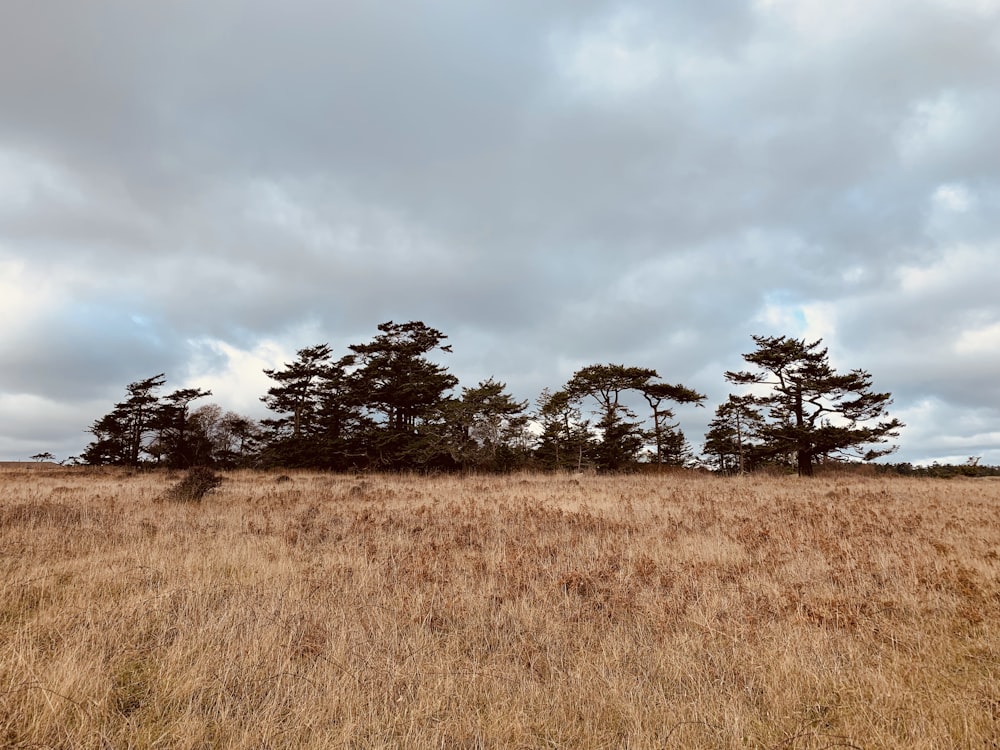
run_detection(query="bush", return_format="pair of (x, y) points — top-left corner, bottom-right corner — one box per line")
(165, 467), (222, 502)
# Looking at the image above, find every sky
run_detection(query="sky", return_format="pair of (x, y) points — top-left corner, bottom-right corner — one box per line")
(1, 0), (999, 466)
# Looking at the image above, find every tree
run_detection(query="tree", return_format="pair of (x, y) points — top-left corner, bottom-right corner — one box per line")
(189, 404), (262, 468)
(640, 381), (706, 466)
(564, 364), (656, 471)
(153, 387), (213, 468)
(261, 344), (336, 440)
(259, 344), (357, 467)
(702, 394), (764, 474)
(534, 388), (593, 471)
(30, 452), (55, 463)
(348, 321), (458, 469)
(647, 422), (695, 467)
(561, 365), (705, 472)
(313, 357), (366, 469)
(450, 378), (530, 471)
(726, 335), (903, 477)
(82, 374), (167, 466)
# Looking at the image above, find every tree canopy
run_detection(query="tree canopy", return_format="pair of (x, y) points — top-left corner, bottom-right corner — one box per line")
(83, 375), (253, 468)
(702, 394), (765, 474)
(725, 335), (903, 476)
(563, 364), (705, 472)
(80, 324), (905, 476)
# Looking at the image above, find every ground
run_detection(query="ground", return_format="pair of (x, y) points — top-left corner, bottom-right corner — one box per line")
(2, 467), (999, 748)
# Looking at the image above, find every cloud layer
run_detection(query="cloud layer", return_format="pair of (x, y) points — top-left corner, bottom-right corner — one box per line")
(2, 0), (999, 463)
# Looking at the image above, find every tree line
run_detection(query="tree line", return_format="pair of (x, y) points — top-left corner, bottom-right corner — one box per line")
(81, 321), (904, 476)
(875, 458), (1000, 479)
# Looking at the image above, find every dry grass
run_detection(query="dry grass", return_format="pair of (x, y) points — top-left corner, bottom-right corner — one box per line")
(1, 468), (999, 749)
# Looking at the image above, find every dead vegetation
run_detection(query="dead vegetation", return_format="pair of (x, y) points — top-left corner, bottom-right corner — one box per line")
(162, 467), (223, 503)
(1, 469), (998, 748)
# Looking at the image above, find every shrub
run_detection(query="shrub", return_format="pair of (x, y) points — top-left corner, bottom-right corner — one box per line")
(165, 467), (222, 502)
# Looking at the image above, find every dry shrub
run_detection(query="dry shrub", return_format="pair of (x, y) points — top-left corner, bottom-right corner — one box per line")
(163, 467), (222, 502)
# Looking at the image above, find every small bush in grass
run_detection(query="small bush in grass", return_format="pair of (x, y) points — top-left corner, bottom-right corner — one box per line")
(165, 467), (222, 502)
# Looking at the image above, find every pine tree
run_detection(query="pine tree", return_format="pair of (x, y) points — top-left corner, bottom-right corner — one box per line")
(726, 336), (903, 476)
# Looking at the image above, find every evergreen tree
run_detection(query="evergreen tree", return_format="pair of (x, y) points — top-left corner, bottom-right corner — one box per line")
(726, 335), (903, 476)
(82, 374), (167, 466)
(261, 344), (335, 440)
(646, 422), (694, 467)
(153, 387), (213, 468)
(450, 378), (529, 471)
(259, 344), (355, 467)
(564, 364), (655, 472)
(561, 365), (705, 472)
(702, 394), (764, 473)
(640, 381), (706, 466)
(534, 388), (593, 471)
(348, 321), (458, 469)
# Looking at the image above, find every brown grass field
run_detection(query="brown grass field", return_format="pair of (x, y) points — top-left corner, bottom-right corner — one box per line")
(1, 467), (999, 749)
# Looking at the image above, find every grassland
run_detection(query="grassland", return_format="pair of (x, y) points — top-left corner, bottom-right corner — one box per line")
(1, 467), (999, 749)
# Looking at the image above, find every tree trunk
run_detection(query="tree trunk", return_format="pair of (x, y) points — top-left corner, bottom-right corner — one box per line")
(793, 384), (812, 476)
(797, 449), (813, 477)
(735, 411), (745, 475)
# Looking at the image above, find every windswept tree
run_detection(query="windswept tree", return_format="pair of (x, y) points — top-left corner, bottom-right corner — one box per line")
(152, 387), (213, 468)
(348, 321), (458, 469)
(259, 344), (356, 467)
(564, 365), (656, 471)
(640, 381), (706, 466)
(726, 335), (903, 476)
(83, 376), (238, 468)
(82, 374), (167, 466)
(261, 344), (336, 440)
(561, 364), (705, 472)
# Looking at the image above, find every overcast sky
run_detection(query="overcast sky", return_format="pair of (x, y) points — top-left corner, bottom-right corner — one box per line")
(2, 0), (999, 465)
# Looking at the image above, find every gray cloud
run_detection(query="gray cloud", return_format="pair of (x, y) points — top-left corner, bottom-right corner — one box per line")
(2, 0), (999, 463)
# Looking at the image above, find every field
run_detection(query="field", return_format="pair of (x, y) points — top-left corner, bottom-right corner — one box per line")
(1, 468), (999, 749)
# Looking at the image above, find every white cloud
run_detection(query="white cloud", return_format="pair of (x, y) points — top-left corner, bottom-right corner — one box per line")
(752, 297), (839, 349)
(841, 266), (867, 284)
(925, 183), (983, 242)
(799, 302), (839, 345)
(756, 296), (808, 335)
(933, 0), (1000, 15)
(955, 321), (1000, 354)
(182, 335), (313, 419)
(895, 245), (999, 300)
(0, 148), (83, 213)
(0, 259), (57, 331)
(550, 9), (663, 97)
(752, 0), (887, 43)
(896, 93), (969, 166)
(932, 183), (973, 213)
